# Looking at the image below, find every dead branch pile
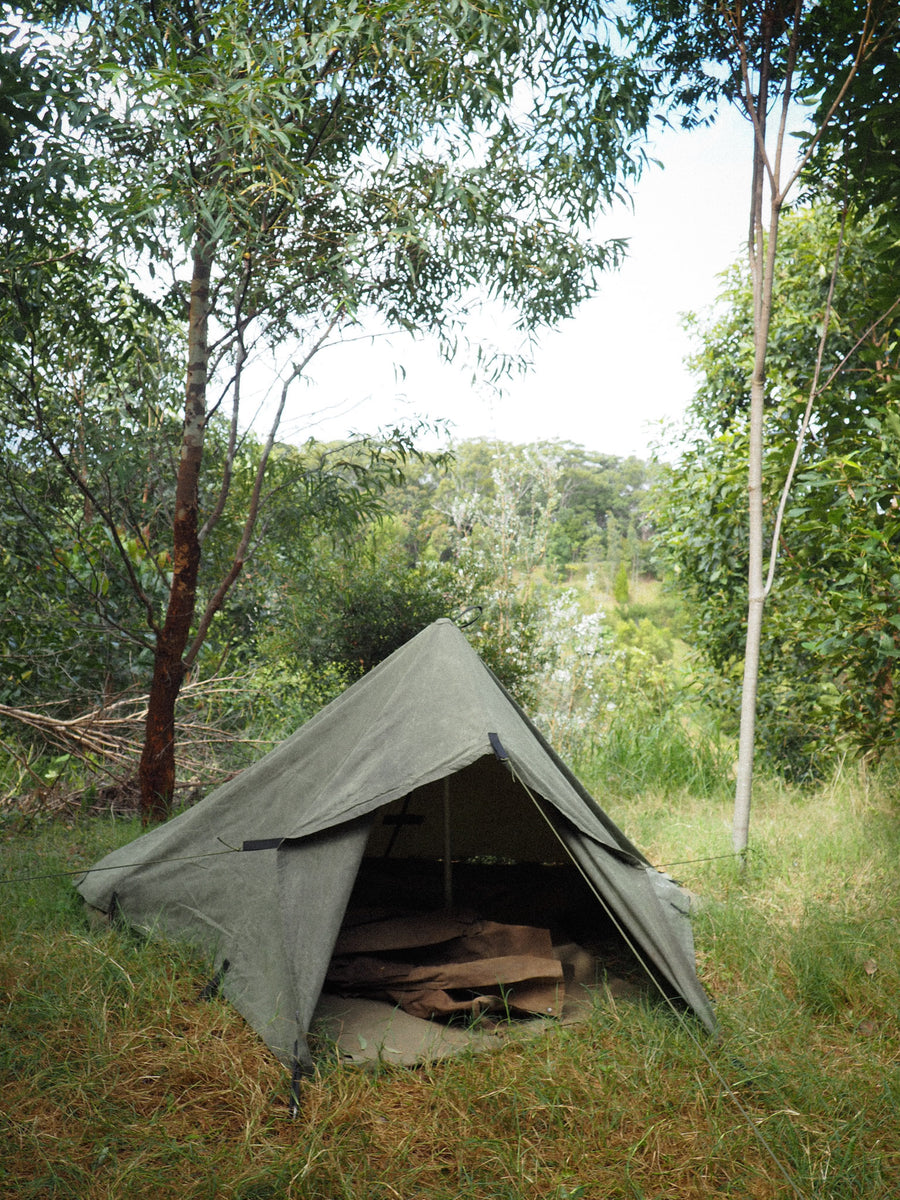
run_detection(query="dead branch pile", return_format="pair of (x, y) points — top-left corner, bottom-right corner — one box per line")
(0, 678), (265, 815)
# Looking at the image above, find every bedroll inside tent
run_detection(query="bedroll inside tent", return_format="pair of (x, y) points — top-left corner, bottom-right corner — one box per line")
(76, 619), (716, 1074)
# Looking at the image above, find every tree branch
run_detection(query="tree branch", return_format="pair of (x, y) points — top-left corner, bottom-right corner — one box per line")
(764, 204), (848, 598)
(30, 395), (163, 640)
(183, 308), (344, 667)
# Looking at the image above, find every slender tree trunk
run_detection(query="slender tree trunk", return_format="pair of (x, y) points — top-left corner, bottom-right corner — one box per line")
(138, 240), (212, 823)
(733, 369), (767, 854)
(729, 0), (869, 857)
(733, 157), (782, 856)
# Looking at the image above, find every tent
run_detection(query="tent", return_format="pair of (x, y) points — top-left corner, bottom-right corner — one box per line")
(76, 619), (715, 1076)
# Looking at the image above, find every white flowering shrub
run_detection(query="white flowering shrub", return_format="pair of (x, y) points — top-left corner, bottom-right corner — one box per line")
(441, 446), (565, 706)
(531, 589), (618, 756)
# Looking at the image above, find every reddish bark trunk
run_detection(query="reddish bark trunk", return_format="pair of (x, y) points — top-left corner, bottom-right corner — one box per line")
(138, 242), (212, 823)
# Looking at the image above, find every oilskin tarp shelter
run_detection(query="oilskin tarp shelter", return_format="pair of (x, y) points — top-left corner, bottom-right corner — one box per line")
(76, 619), (716, 1073)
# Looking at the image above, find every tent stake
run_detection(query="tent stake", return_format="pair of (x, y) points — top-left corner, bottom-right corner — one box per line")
(443, 777), (453, 912)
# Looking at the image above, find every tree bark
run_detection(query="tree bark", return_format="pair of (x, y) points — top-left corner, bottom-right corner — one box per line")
(733, 171), (783, 853)
(733, 369), (767, 855)
(138, 240), (212, 823)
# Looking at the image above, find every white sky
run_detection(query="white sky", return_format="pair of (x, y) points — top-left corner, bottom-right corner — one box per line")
(252, 108), (761, 462)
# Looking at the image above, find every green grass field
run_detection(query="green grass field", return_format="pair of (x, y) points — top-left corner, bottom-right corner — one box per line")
(2, 760), (898, 1199)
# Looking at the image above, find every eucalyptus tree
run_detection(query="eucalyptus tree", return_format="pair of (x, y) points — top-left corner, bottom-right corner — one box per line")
(655, 204), (900, 776)
(23, 1), (653, 819)
(632, 0), (898, 855)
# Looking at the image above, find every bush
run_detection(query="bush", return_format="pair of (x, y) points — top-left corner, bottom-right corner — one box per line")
(612, 561), (630, 604)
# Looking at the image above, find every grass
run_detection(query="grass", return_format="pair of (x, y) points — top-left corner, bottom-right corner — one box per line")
(1, 760), (899, 1199)
(574, 695), (735, 802)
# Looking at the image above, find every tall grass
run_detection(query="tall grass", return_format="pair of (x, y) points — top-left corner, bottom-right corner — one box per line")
(2, 759), (899, 1199)
(574, 691), (735, 803)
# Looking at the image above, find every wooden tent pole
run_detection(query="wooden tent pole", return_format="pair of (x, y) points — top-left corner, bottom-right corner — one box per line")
(443, 777), (453, 912)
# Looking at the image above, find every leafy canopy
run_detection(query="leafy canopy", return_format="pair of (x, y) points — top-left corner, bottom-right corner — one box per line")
(32, 0), (653, 354)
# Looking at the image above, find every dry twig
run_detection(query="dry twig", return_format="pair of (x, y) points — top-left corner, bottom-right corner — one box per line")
(0, 677), (262, 815)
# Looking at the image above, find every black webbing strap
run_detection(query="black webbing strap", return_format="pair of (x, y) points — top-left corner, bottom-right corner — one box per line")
(488, 731), (509, 761)
(107, 890), (127, 930)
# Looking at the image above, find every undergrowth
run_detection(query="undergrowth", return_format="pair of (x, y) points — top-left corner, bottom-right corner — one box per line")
(1, 762), (898, 1199)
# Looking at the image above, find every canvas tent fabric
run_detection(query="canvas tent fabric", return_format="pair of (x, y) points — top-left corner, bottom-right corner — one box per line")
(76, 619), (716, 1070)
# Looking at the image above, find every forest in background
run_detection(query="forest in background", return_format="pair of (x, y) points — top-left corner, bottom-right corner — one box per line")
(3, 361), (898, 815)
(2, 427), (690, 805)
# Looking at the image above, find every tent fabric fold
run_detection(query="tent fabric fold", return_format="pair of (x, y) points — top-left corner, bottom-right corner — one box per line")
(76, 618), (716, 1067)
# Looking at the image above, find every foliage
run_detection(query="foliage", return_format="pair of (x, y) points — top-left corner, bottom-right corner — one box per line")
(422, 440), (655, 570)
(236, 443), (664, 733)
(1, 267), (183, 706)
(529, 588), (613, 757)
(196, 432), (447, 652)
(269, 546), (468, 693)
(0, 8), (103, 259)
(269, 442), (568, 708)
(0, 16), (181, 709)
(0, 424), (663, 783)
(799, 0), (900, 217)
(654, 204), (900, 774)
(632, 0), (796, 122)
(576, 681), (734, 802)
(0, 375), (424, 708)
(612, 559), (630, 605)
(633, 0), (897, 141)
(57, 0), (652, 340)
(631, 0), (900, 851)
(441, 444), (563, 707)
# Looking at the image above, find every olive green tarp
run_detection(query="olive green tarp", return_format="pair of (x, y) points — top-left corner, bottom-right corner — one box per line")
(76, 619), (716, 1070)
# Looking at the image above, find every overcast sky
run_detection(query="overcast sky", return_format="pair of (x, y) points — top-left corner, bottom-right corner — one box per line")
(248, 107), (761, 462)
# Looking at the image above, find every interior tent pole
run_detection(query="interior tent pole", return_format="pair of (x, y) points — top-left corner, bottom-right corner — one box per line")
(443, 777), (453, 912)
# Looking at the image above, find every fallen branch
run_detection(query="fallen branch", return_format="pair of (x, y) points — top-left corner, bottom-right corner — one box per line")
(0, 677), (267, 814)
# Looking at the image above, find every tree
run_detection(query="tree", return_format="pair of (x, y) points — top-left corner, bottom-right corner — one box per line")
(20, 1), (653, 819)
(655, 203), (900, 776)
(632, 0), (898, 855)
(1, 12), (187, 712)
